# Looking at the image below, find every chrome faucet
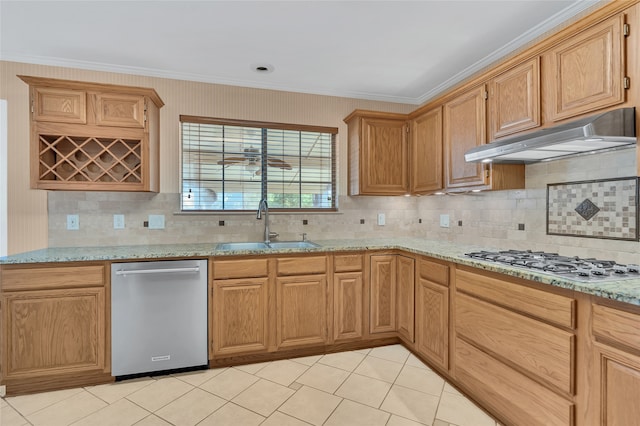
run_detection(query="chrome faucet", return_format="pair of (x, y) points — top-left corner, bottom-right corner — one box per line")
(256, 199), (278, 244)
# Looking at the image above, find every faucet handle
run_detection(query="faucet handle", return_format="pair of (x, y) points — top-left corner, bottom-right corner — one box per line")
(300, 232), (307, 241)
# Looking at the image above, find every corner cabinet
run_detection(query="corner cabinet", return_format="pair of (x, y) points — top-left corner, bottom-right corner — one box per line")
(344, 110), (409, 195)
(19, 76), (164, 192)
(410, 107), (443, 194)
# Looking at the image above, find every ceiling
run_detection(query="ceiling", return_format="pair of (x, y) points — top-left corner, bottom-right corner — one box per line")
(0, 0), (602, 105)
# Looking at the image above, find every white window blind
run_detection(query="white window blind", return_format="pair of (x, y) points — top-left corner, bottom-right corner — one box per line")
(180, 116), (336, 212)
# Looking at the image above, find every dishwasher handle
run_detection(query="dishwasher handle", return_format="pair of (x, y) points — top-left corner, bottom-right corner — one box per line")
(114, 266), (200, 276)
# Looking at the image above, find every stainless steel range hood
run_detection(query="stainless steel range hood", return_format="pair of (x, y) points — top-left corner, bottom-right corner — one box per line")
(464, 108), (636, 164)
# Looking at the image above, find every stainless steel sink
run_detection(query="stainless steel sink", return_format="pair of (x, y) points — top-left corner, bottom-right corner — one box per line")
(216, 241), (320, 250)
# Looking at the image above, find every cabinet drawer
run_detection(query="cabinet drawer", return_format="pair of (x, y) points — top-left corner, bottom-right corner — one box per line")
(455, 338), (574, 426)
(456, 267), (575, 329)
(419, 258), (449, 286)
(334, 254), (363, 272)
(592, 304), (640, 353)
(456, 293), (574, 394)
(1, 265), (104, 291)
(213, 259), (268, 279)
(277, 256), (327, 276)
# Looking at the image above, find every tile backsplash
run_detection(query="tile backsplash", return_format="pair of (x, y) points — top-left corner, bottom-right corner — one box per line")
(48, 149), (640, 264)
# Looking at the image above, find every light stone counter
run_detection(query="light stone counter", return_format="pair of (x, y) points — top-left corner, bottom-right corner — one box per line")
(1, 238), (639, 306)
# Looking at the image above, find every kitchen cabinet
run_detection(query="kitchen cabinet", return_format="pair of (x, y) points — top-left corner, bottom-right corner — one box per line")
(415, 257), (449, 371)
(488, 57), (541, 140)
(453, 266), (576, 426)
(19, 75), (163, 192)
(443, 85), (525, 192)
(344, 110), (409, 195)
(396, 255), (415, 343)
(211, 258), (270, 357)
(0, 263), (110, 395)
(410, 107), (443, 194)
(276, 256), (329, 349)
(333, 254), (364, 342)
(543, 14), (626, 122)
(589, 303), (640, 426)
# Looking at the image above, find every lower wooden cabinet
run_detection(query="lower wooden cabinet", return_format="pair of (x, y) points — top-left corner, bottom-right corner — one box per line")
(333, 272), (363, 341)
(396, 255), (415, 343)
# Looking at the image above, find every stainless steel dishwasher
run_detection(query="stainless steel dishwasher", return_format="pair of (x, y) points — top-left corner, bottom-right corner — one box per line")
(111, 259), (208, 377)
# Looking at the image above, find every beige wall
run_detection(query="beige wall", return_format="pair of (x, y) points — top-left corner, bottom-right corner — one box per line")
(0, 60), (414, 254)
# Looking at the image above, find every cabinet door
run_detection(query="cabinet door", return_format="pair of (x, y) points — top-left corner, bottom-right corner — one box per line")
(361, 117), (409, 194)
(411, 107), (443, 194)
(276, 275), (327, 348)
(94, 93), (146, 128)
(33, 87), (86, 124)
(443, 85), (488, 190)
(594, 345), (640, 426)
(212, 278), (269, 356)
(396, 255), (415, 343)
(489, 57), (540, 140)
(370, 255), (397, 334)
(545, 14), (625, 121)
(333, 272), (363, 341)
(415, 278), (449, 370)
(2, 287), (106, 380)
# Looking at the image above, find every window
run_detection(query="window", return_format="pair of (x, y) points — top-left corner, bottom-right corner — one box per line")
(180, 116), (337, 212)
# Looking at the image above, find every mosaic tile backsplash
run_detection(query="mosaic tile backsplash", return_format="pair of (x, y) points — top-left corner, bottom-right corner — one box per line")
(547, 177), (639, 241)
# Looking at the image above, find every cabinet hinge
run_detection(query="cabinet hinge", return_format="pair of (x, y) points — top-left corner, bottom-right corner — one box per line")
(483, 91), (488, 100)
(30, 99), (34, 114)
(623, 23), (630, 37)
(624, 77), (630, 89)
(144, 102), (148, 123)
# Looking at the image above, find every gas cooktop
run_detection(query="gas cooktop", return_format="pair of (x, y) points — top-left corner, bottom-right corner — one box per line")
(466, 250), (640, 283)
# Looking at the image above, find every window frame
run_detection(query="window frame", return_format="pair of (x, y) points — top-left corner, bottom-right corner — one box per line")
(179, 115), (338, 213)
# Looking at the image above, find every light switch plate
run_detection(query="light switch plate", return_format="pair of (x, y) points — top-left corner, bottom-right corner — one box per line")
(66, 214), (79, 230)
(148, 214), (165, 229)
(439, 214), (450, 228)
(113, 214), (125, 229)
(377, 213), (385, 226)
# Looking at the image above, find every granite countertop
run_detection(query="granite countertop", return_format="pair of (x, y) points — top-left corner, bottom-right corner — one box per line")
(1, 237), (639, 306)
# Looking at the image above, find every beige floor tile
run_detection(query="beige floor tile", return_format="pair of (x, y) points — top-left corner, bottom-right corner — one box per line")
(380, 385), (439, 425)
(126, 376), (193, 412)
(436, 390), (495, 426)
(132, 414), (172, 426)
(86, 377), (155, 404)
(289, 382), (303, 391)
(198, 402), (265, 426)
(295, 363), (350, 393)
(70, 397), (149, 426)
(255, 359), (309, 386)
(279, 386), (342, 426)
(0, 403), (30, 426)
(155, 388), (225, 426)
(26, 389), (108, 426)
(353, 355), (403, 383)
(405, 353), (428, 369)
(395, 364), (445, 396)
(318, 351), (366, 372)
(232, 378), (295, 417)
(1, 398), (7, 407)
(289, 354), (323, 366)
(353, 348), (372, 355)
(233, 361), (271, 374)
(443, 382), (463, 396)
(334, 373), (391, 408)
(171, 367), (227, 387)
(433, 420), (453, 426)
(198, 368), (259, 400)
(368, 344), (411, 364)
(386, 415), (427, 426)
(324, 399), (390, 426)
(261, 411), (312, 426)
(6, 387), (83, 416)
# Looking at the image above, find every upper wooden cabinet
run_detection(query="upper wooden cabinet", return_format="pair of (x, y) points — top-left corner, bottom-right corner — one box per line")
(410, 107), (443, 194)
(344, 110), (409, 195)
(489, 57), (541, 140)
(19, 76), (163, 192)
(543, 14), (626, 122)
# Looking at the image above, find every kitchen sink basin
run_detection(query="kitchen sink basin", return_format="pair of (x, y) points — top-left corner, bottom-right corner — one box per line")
(216, 241), (320, 250)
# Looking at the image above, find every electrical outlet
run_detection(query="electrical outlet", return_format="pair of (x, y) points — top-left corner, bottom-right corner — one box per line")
(113, 214), (125, 229)
(439, 214), (450, 228)
(377, 213), (385, 226)
(148, 214), (165, 229)
(66, 214), (79, 230)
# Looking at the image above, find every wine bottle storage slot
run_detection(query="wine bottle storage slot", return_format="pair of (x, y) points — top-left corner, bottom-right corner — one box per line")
(38, 134), (142, 184)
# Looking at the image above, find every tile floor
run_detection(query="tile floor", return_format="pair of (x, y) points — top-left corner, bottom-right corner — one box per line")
(0, 345), (498, 426)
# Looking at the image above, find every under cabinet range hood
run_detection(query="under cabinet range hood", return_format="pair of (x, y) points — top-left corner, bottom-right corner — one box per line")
(464, 108), (636, 164)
